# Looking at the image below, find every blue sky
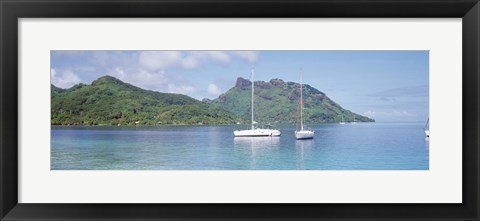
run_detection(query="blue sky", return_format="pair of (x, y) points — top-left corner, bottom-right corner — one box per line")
(51, 50), (429, 122)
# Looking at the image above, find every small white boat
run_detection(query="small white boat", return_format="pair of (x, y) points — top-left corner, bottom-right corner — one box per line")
(294, 76), (314, 140)
(424, 117), (430, 137)
(339, 116), (346, 124)
(234, 69), (281, 137)
(351, 115), (357, 124)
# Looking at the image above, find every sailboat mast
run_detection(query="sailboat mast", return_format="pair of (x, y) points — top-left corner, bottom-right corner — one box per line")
(251, 69), (255, 130)
(300, 76), (304, 130)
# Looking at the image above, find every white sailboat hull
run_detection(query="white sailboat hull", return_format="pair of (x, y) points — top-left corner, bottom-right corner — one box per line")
(295, 130), (315, 139)
(234, 129), (281, 137)
(425, 129), (430, 137)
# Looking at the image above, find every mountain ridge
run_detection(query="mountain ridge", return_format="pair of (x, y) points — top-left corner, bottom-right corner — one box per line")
(51, 75), (239, 125)
(51, 75), (374, 126)
(210, 77), (374, 124)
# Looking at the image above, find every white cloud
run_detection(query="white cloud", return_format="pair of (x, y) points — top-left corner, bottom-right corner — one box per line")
(207, 83), (222, 96)
(189, 51), (231, 64)
(52, 51), (261, 99)
(138, 51), (259, 71)
(206, 51), (231, 63)
(232, 51), (259, 63)
(139, 51), (233, 71)
(51, 68), (56, 78)
(51, 68), (81, 88)
(139, 51), (186, 70)
(168, 84), (196, 94)
(111, 68), (196, 95)
(182, 56), (201, 69)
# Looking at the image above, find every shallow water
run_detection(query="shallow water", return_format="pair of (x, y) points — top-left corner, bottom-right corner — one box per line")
(51, 122), (429, 170)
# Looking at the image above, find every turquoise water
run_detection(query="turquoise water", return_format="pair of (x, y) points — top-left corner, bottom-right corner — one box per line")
(51, 123), (429, 170)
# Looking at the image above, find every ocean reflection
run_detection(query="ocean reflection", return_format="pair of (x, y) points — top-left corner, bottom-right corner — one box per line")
(234, 137), (280, 169)
(233, 137), (280, 148)
(295, 139), (315, 169)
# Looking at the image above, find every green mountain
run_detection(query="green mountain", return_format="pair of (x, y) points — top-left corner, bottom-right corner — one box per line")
(51, 76), (239, 126)
(210, 77), (374, 124)
(51, 75), (373, 126)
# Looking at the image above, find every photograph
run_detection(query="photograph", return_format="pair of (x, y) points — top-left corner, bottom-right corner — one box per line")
(50, 50), (429, 170)
(3, 0), (477, 219)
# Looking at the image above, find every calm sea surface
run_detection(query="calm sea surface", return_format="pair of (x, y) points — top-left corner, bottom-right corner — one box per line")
(51, 123), (429, 170)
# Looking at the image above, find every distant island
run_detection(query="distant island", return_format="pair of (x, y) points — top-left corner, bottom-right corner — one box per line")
(51, 76), (374, 126)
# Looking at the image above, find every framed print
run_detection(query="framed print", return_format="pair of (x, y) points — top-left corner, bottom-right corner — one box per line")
(1, 0), (479, 220)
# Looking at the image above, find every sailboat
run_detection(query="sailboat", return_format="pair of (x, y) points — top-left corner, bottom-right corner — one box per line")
(233, 69), (281, 137)
(294, 76), (315, 140)
(339, 115), (346, 124)
(351, 115), (357, 124)
(425, 117), (430, 137)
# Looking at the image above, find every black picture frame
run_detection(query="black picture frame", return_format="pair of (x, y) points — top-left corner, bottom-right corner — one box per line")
(1, 0), (479, 220)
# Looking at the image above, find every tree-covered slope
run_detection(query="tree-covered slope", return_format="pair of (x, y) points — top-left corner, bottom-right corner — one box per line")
(51, 76), (239, 125)
(210, 77), (374, 124)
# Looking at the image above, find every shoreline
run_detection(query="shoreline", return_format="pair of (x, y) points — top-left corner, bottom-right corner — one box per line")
(49, 121), (390, 127)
